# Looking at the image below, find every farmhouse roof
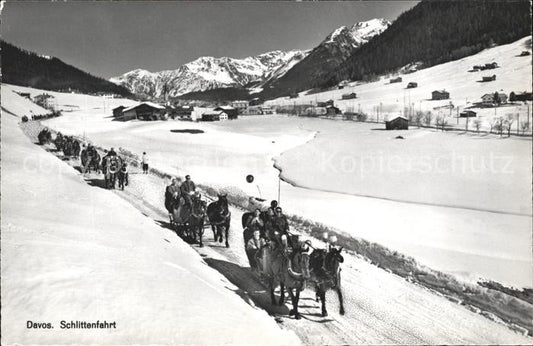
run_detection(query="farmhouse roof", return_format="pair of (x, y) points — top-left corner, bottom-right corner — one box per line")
(386, 116), (408, 122)
(123, 102), (165, 112)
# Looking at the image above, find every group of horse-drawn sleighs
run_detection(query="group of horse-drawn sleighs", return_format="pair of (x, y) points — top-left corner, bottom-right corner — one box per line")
(37, 128), (129, 190)
(38, 129), (82, 159)
(164, 176), (231, 248)
(241, 202), (345, 319)
(164, 181), (347, 320)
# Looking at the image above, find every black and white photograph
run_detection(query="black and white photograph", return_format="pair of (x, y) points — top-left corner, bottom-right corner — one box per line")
(1, 0), (532, 344)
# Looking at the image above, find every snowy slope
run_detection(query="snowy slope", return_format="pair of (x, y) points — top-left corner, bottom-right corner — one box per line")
(1, 87), (49, 117)
(266, 36), (532, 131)
(110, 50), (309, 98)
(0, 103), (299, 344)
(2, 84), (533, 343)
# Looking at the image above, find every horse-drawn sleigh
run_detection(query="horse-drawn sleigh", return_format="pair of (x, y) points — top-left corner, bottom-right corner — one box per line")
(241, 210), (345, 319)
(166, 190), (208, 246)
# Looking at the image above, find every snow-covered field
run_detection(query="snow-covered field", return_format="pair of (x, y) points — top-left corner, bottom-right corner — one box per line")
(1, 96), (299, 344)
(2, 83), (533, 343)
(265, 36), (533, 132)
(24, 89), (530, 288)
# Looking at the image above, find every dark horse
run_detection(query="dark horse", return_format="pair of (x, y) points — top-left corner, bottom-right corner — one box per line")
(169, 193), (206, 246)
(207, 194), (231, 248)
(189, 197), (207, 247)
(308, 246), (345, 317)
(37, 128), (52, 145)
(257, 246), (310, 319)
(81, 147), (101, 174)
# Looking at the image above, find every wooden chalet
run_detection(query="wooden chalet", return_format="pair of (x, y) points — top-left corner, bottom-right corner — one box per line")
(326, 105), (342, 116)
(201, 112), (220, 121)
(390, 77), (402, 83)
(432, 90), (450, 100)
(122, 102), (166, 121)
(385, 116), (409, 130)
(460, 110), (477, 117)
(482, 75), (496, 82)
(341, 93), (357, 100)
(113, 106), (126, 118)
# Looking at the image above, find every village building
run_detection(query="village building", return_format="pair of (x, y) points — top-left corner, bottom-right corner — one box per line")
(249, 98), (261, 106)
(16, 92), (31, 99)
(390, 77), (403, 83)
(432, 90), (450, 100)
(482, 75), (496, 82)
(385, 116), (409, 130)
(317, 100), (335, 107)
(261, 106), (275, 115)
(460, 110), (477, 117)
(341, 93), (357, 100)
(304, 107), (328, 117)
(231, 100), (249, 112)
(122, 102), (166, 121)
(245, 106), (263, 115)
(481, 92), (507, 106)
(513, 91), (533, 101)
(214, 106), (238, 119)
(407, 82), (418, 88)
(326, 105), (342, 116)
(201, 112), (220, 121)
(33, 94), (55, 110)
(112, 106), (126, 118)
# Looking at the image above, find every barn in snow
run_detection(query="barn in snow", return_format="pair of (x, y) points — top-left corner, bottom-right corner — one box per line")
(385, 116), (409, 130)
(122, 102), (166, 121)
(432, 90), (450, 100)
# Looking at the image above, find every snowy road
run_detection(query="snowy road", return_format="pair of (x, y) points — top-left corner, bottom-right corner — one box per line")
(38, 139), (531, 345)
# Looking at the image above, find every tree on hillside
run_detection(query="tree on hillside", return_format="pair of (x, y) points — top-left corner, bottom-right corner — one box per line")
(493, 92), (501, 106)
(435, 115), (448, 132)
(493, 117), (504, 137)
(520, 121), (529, 135)
(423, 111), (433, 127)
(505, 114), (515, 137)
(473, 119), (482, 133)
(413, 111), (424, 128)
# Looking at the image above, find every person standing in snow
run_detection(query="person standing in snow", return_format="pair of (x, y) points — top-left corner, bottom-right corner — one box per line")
(142, 152), (149, 174)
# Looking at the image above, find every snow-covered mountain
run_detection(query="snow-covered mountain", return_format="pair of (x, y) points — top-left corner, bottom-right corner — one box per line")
(111, 18), (389, 99)
(260, 18), (391, 99)
(322, 18), (391, 54)
(110, 50), (309, 98)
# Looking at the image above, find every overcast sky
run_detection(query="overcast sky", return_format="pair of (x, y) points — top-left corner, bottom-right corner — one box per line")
(2, 1), (418, 79)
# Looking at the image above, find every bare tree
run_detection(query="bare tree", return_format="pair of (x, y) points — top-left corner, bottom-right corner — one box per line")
(435, 115), (448, 132)
(505, 114), (514, 137)
(414, 111), (424, 128)
(521, 121), (530, 135)
(423, 111), (433, 127)
(493, 117), (504, 137)
(473, 119), (482, 133)
(356, 112), (368, 122)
